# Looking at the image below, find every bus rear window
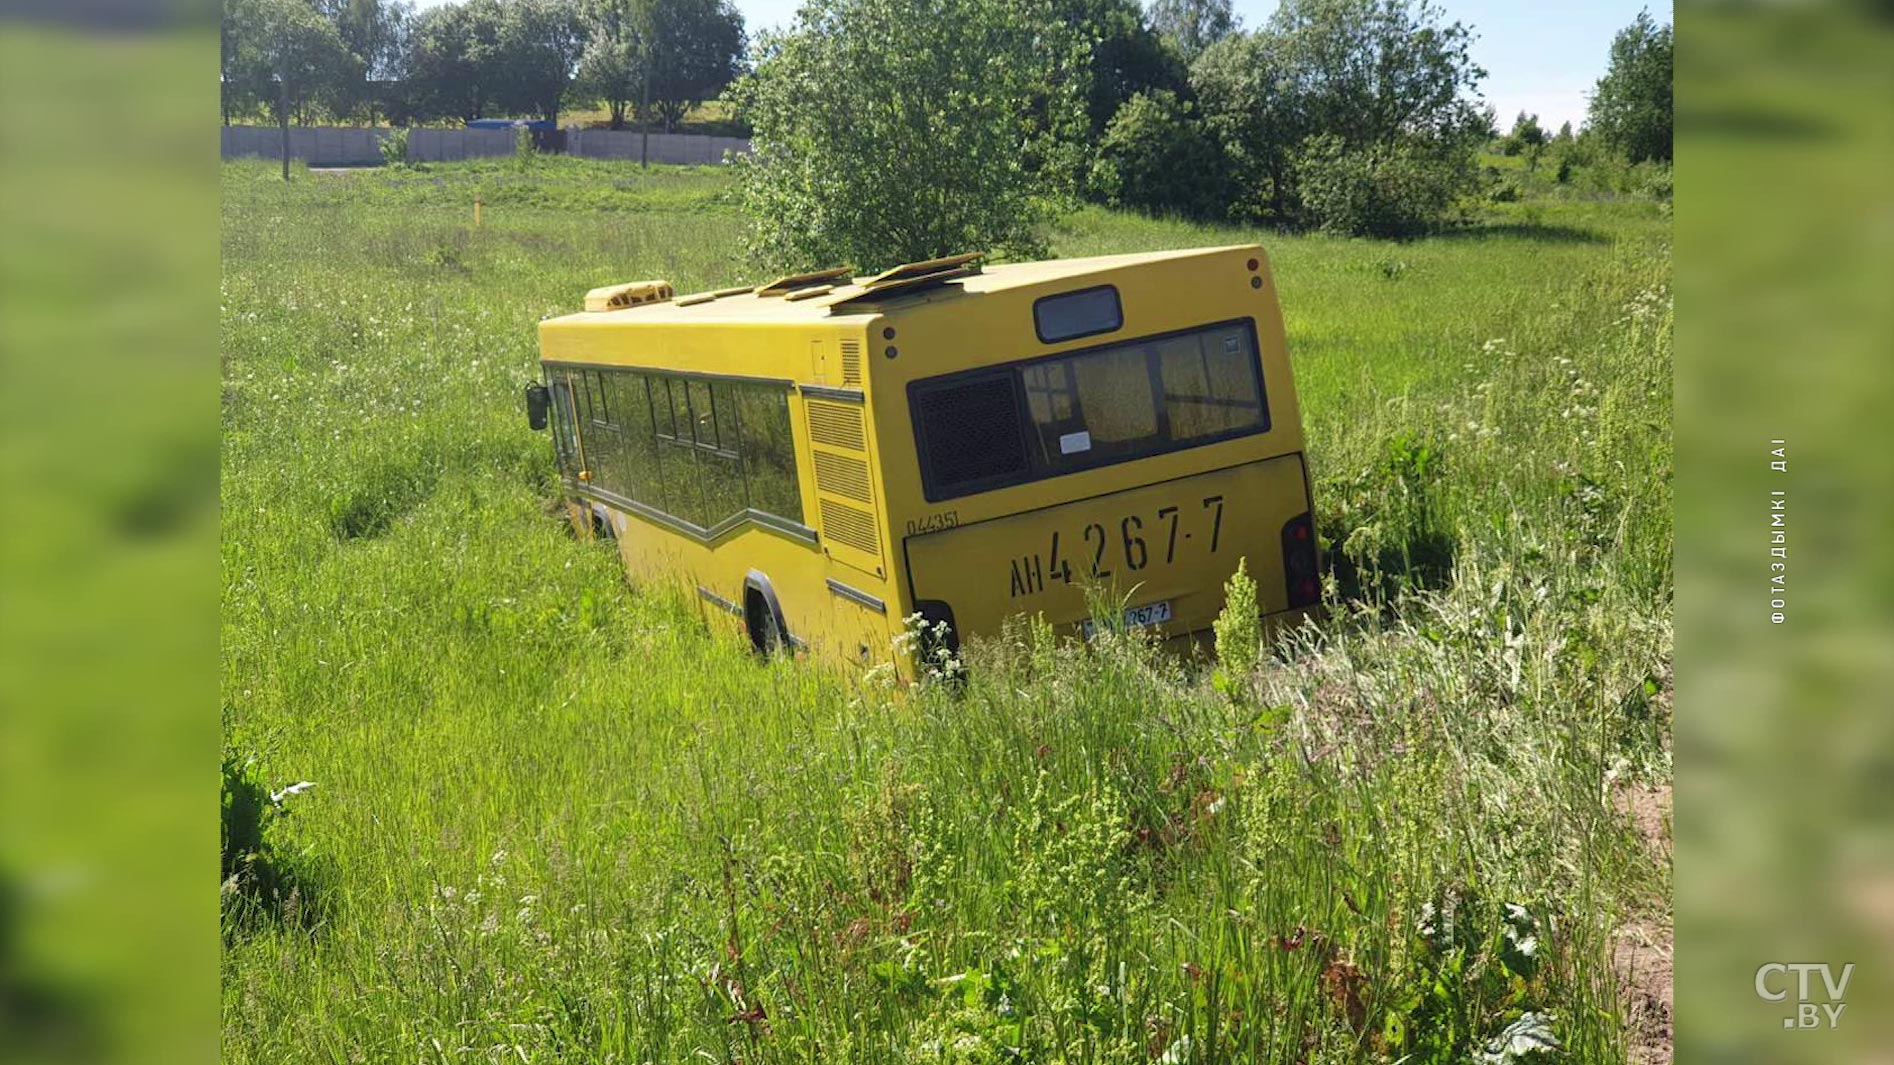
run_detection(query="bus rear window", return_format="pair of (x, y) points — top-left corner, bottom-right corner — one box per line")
(911, 319), (1268, 502)
(1033, 286), (1122, 343)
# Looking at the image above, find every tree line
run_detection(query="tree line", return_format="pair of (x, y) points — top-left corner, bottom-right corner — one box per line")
(732, 0), (1673, 263)
(220, 0), (1671, 250)
(220, 0), (743, 131)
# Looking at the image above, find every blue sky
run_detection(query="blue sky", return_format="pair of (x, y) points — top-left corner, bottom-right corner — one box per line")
(410, 0), (1666, 130)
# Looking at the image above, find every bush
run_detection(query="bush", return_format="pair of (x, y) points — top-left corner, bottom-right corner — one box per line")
(1293, 133), (1475, 238)
(1088, 90), (1232, 219)
(1631, 161), (1672, 202)
(378, 127), (410, 167)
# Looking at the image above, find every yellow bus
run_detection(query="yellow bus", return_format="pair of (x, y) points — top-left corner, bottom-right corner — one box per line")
(527, 245), (1318, 675)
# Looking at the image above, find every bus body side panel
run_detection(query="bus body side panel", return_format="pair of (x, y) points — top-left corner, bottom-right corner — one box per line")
(542, 318), (903, 674)
(601, 505), (897, 668)
(902, 453), (1312, 641)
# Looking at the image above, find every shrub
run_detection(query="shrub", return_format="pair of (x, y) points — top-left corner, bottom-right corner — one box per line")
(378, 127), (410, 167)
(1631, 161), (1672, 202)
(1293, 133), (1475, 238)
(1088, 90), (1232, 219)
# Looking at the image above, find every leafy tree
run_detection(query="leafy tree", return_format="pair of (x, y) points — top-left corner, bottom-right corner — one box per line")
(1150, 0), (1236, 63)
(221, 0), (254, 124)
(576, 0), (650, 129)
(1294, 131), (1473, 237)
(497, 0), (585, 123)
(1191, 0), (1487, 232)
(310, 0), (414, 121)
(728, 0), (1080, 272)
(1055, 0), (1186, 137)
(1265, 0), (1487, 151)
(223, 0), (361, 174)
(1089, 90), (1231, 218)
(406, 0), (505, 122)
(1498, 111), (1540, 153)
(1587, 8), (1671, 163)
(643, 0), (744, 131)
(1189, 31), (1305, 220)
(1553, 119), (1574, 145)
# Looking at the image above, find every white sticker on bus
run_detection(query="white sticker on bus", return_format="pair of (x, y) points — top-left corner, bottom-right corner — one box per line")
(1059, 430), (1092, 455)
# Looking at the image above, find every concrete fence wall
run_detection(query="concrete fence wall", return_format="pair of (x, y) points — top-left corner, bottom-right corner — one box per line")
(221, 125), (750, 167)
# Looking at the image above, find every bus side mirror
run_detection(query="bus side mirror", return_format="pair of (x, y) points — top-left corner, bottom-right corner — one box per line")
(525, 383), (550, 431)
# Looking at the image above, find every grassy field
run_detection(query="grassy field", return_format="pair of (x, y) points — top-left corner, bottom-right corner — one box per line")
(221, 157), (1671, 1064)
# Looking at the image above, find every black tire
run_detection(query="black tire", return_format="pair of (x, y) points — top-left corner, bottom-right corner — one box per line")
(745, 588), (784, 657)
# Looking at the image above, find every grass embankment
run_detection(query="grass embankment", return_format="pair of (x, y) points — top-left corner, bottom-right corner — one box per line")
(222, 158), (1671, 1064)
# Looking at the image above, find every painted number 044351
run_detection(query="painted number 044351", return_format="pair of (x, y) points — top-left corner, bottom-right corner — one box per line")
(1008, 495), (1225, 598)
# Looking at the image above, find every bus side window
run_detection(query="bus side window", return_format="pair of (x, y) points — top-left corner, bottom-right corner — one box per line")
(697, 381), (746, 528)
(550, 378), (578, 474)
(615, 372), (664, 514)
(736, 385), (803, 524)
(660, 377), (711, 527)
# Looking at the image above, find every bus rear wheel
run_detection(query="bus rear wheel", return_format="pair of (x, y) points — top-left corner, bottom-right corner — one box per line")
(745, 588), (784, 657)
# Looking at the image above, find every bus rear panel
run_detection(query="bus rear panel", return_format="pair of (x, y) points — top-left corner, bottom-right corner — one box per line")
(873, 246), (1314, 649)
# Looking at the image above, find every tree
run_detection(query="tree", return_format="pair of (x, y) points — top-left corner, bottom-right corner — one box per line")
(1293, 131), (1475, 237)
(643, 0), (744, 131)
(1088, 90), (1231, 218)
(406, 0), (505, 122)
(310, 0), (414, 121)
(576, 0), (650, 129)
(1264, 0), (1487, 152)
(221, 0), (254, 124)
(1500, 110), (1547, 167)
(1190, 0), (1488, 233)
(224, 0), (361, 175)
(1055, 0), (1186, 137)
(728, 0), (1082, 272)
(498, 0), (585, 124)
(1189, 31), (1306, 220)
(1150, 0), (1236, 63)
(1587, 8), (1671, 163)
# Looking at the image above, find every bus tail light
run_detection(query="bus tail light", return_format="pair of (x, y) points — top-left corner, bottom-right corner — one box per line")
(1280, 513), (1319, 608)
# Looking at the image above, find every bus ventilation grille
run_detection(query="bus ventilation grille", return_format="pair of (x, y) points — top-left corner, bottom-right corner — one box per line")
(807, 401), (866, 451)
(820, 499), (880, 555)
(840, 341), (863, 387)
(914, 376), (1029, 489)
(814, 451), (873, 503)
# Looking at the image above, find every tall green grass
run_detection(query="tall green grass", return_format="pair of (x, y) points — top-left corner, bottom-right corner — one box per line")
(222, 157), (1669, 1063)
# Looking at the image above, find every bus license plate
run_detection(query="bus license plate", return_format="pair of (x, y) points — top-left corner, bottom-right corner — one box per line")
(1081, 600), (1173, 638)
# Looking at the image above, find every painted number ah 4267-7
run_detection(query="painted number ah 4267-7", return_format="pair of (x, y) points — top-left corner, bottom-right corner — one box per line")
(1007, 495), (1226, 598)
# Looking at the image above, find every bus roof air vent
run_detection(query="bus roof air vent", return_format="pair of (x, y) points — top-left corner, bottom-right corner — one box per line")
(673, 285), (752, 307)
(861, 252), (984, 289)
(824, 253), (983, 314)
(755, 266), (854, 297)
(585, 280), (675, 312)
